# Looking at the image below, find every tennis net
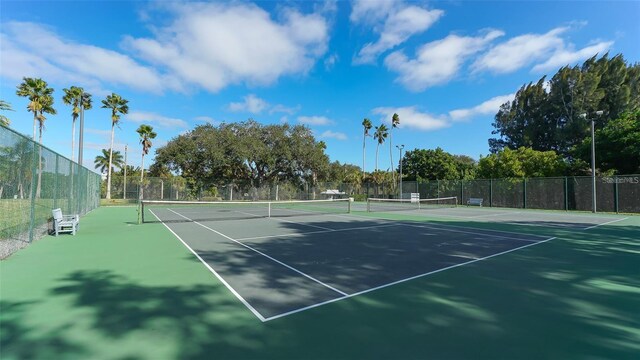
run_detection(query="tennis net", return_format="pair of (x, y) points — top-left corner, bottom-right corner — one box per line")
(141, 198), (351, 223)
(366, 196), (458, 212)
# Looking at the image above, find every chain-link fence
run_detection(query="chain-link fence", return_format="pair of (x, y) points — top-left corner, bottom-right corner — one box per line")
(1, 125), (101, 257)
(106, 174), (639, 213)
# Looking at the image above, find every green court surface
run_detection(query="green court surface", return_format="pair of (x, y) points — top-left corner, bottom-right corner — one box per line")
(1, 205), (639, 359)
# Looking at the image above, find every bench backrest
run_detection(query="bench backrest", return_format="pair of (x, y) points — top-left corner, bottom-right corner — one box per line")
(468, 198), (483, 204)
(52, 208), (63, 221)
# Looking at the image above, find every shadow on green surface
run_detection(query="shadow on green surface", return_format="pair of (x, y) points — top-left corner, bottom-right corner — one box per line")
(0, 300), (89, 359)
(1, 211), (638, 359)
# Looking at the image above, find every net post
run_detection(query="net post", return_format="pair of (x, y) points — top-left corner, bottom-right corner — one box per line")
(268, 202), (272, 217)
(138, 201), (143, 224)
(366, 199), (370, 212)
(348, 198), (351, 213)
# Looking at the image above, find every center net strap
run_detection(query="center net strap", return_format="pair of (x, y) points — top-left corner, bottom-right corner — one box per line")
(141, 198), (351, 223)
(366, 196), (458, 212)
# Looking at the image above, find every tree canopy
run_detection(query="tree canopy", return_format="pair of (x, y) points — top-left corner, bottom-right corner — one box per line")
(153, 120), (330, 190)
(490, 53), (640, 157)
(477, 147), (566, 179)
(401, 148), (476, 181)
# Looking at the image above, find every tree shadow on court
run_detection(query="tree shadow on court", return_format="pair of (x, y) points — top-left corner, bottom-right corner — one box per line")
(4, 216), (636, 359)
(0, 300), (89, 359)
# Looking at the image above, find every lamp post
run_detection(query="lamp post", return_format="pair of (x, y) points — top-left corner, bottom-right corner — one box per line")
(580, 110), (604, 213)
(396, 145), (404, 199)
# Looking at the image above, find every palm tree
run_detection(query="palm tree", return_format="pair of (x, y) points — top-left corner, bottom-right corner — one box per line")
(94, 149), (123, 174)
(373, 124), (388, 171)
(389, 113), (400, 184)
(101, 93), (129, 199)
(16, 77), (56, 197)
(362, 118), (372, 178)
(16, 77), (55, 141)
(0, 100), (13, 126)
(62, 86), (92, 162)
(136, 124), (157, 200)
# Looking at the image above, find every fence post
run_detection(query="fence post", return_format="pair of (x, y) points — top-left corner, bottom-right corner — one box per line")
(523, 178), (527, 209)
(437, 180), (440, 198)
(460, 180), (464, 203)
(53, 154), (59, 209)
(564, 176), (568, 211)
(28, 141), (39, 243)
(489, 178), (493, 207)
(614, 176), (619, 213)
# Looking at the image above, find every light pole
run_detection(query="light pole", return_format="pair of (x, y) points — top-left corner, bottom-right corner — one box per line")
(396, 144), (404, 199)
(580, 110), (604, 213)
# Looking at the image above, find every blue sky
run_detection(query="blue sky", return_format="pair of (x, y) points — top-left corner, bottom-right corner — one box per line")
(1, 0), (639, 174)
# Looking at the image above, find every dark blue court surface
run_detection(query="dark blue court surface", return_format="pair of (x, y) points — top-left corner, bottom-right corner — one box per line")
(149, 208), (552, 321)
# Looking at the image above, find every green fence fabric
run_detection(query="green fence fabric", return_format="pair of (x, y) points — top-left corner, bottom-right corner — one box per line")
(106, 174), (640, 214)
(1, 124), (101, 256)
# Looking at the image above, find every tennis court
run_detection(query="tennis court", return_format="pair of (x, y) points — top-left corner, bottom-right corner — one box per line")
(145, 199), (556, 320)
(2, 199), (639, 359)
(364, 197), (629, 230)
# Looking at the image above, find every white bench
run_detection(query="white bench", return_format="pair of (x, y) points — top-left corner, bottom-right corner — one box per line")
(52, 208), (79, 236)
(467, 198), (483, 206)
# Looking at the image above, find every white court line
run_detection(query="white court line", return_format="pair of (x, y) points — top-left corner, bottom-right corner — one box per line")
(469, 211), (521, 219)
(401, 223), (540, 242)
(584, 217), (629, 230)
(167, 209), (349, 297)
(263, 235), (558, 322)
(235, 223), (400, 242)
(149, 209), (268, 322)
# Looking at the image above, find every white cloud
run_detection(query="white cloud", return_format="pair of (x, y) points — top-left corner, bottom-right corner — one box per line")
(194, 116), (221, 125)
(532, 41), (613, 72)
(324, 53), (339, 70)
(126, 111), (188, 129)
(0, 22), (173, 93)
(385, 30), (504, 91)
(449, 93), (515, 121)
(124, 2), (330, 92)
(354, 5), (444, 64)
(227, 94), (298, 115)
(228, 94), (269, 114)
(372, 106), (450, 131)
(350, 0), (399, 24)
(270, 104), (299, 115)
(280, 116), (289, 124)
(298, 116), (334, 126)
(473, 27), (569, 73)
(319, 130), (347, 140)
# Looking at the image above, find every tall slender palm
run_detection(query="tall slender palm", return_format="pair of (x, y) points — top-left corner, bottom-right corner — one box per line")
(0, 100), (13, 126)
(373, 124), (388, 171)
(136, 124), (157, 200)
(16, 78), (55, 141)
(101, 93), (129, 199)
(389, 113), (400, 184)
(16, 78), (55, 197)
(62, 86), (92, 162)
(362, 118), (372, 178)
(94, 149), (123, 173)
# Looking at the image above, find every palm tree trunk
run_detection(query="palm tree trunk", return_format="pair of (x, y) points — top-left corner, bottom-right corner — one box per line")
(140, 153), (144, 200)
(71, 118), (76, 162)
(36, 126), (42, 198)
(106, 122), (115, 199)
(362, 133), (366, 177)
(32, 113), (37, 141)
(375, 143), (379, 171)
